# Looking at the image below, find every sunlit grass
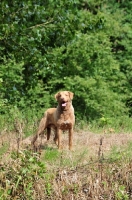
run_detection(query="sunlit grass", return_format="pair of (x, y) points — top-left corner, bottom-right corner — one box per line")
(0, 143), (9, 157)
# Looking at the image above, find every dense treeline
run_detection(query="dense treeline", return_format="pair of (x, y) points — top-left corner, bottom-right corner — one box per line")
(0, 0), (132, 122)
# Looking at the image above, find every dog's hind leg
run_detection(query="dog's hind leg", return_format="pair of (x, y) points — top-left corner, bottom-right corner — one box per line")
(47, 127), (58, 145)
(32, 113), (47, 145)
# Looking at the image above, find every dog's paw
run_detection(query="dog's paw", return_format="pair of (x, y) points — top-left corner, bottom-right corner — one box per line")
(58, 144), (63, 150)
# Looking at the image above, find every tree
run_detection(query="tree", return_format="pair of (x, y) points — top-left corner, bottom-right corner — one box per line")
(0, 0), (131, 121)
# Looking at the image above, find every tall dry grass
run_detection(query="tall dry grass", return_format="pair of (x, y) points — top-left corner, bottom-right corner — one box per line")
(0, 130), (132, 200)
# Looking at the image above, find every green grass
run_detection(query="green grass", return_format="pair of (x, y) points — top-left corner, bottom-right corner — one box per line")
(44, 148), (61, 162)
(104, 141), (132, 165)
(0, 143), (9, 157)
(41, 147), (89, 168)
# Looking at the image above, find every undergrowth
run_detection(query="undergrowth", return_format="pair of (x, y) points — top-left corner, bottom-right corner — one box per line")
(0, 145), (131, 199)
(0, 130), (132, 200)
(1, 107), (132, 138)
(0, 108), (132, 199)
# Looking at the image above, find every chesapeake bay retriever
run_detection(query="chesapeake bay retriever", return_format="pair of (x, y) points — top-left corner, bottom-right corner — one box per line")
(32, 91), (75, 150)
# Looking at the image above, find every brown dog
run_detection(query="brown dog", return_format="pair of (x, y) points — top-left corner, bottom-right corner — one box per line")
(32, 91), (75, 150)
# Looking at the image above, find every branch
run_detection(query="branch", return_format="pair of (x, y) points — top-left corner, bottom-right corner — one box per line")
(27, 19), (54, 29)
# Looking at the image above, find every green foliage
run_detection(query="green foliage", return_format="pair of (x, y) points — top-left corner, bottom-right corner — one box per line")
(0, 0), (132, 123)
(115, 185), (129, 200)
(0, 150), (47, 199)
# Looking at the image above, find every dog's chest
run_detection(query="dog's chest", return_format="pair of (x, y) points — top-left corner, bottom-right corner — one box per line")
(57, 112), (73, 130)
(59, 121), (72, 130)
(60, 112), (70, 121)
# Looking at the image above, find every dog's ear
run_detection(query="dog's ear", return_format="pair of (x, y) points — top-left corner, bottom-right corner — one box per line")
(55, 92), (60, 101)
(68, 91), (74, 100)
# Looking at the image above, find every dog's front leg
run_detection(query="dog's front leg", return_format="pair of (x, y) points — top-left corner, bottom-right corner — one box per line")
(54, 128), (58, 145)
(57, 128), (62, 150)
(69, 128), (73, 150)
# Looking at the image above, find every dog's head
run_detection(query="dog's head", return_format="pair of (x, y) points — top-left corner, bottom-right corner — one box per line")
(55, 91), (74, 107)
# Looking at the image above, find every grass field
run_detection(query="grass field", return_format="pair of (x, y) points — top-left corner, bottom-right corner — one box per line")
(0, 126), (132, 199)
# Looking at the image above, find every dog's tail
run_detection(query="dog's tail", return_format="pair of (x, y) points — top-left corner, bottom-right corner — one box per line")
(32, 112), (47, 145)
